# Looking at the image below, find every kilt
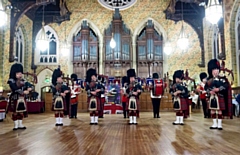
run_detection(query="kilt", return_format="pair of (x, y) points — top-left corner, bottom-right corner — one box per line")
(8, 98), (27, 113)
(173, 97), (188, 111)
(52, 97), (66, 111)
(209, 95), (225, 110)
(88, 96), (101, 111)
(126, 97), (139, 111)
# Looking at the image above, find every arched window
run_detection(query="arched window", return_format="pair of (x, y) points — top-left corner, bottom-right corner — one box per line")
(15, 27), (24, 64)
(137, 20), (163, 78)
(35, 25), (58, 65)
(212, 25), (219, 59)
(235, 7), (240, 85)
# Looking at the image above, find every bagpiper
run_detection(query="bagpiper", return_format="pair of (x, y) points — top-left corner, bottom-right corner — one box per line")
(125, 69), (142, 125)
(7, 63), (34, 130)
(51, 68), (69, 126)
(85, 68), (104, 125)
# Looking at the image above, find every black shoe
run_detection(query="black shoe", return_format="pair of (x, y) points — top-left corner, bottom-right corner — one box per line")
(218, 127), (223, 130)
(0, 119), (3, 122)
(95, 123), (98, 125)
(74, 116), (77, 119)
(157, 116), (160, 118)
(69, 116), (73, 119)
(13, 128), (18, 131)
(172, 122), (179, 125)
(204, 116), (207, 118)
(210, 127), (218, 129)
(90, 123), (94, 125)
(55, 123), (59, 126)
(180, 123), (184, 125)
(134, 123), (138, 125)
(59, 124), (63, 126)
(18, 126), (27, 129)
(124, 116), (126, 118)
(128, 123), (133, 125)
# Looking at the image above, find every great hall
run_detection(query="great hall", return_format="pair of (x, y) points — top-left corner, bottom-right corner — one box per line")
(0, 0), (240, 155)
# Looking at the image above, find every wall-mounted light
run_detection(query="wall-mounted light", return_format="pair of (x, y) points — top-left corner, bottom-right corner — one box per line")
(0, 2), (12, 27)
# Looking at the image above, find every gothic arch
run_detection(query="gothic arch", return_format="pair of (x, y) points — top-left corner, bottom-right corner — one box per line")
(229, 0), (240, 86)
(133, 18), (168, 74)
(67, 19), (103, 74)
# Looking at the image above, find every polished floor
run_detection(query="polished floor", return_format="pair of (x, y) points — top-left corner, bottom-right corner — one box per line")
(0, 111), (239, 155)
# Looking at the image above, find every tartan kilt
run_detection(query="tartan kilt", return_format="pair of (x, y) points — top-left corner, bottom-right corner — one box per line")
(173, 97), (188, 111)
(8, 99), (28, 118)
(8, 99), (27, 113)
(209, 95), (225, 110)
(100, 97), (106, 105)
(52, 97), (66, 111)
(126, 97), (139, 111)
(88, 97), (101, 111)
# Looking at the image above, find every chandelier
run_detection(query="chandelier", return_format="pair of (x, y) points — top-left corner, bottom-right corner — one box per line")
(36, 5), (49, 51)
(0, 2), (12, 27)
(177, 2), (189, 50)
(164, 41), (173, 55)
(205, 0), (223, 25)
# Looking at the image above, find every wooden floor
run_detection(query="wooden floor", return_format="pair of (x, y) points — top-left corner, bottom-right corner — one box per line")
(0, 112), (240, 155)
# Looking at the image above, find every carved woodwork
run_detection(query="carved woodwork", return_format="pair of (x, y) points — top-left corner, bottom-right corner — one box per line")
(72, 20), (99, 79)
(137, 20), (163, 78)
(104, 9), (131, 77)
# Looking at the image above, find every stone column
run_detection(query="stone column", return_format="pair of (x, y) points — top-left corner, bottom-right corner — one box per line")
(132, 43), (137, 70)
(99, 43), (103, 74)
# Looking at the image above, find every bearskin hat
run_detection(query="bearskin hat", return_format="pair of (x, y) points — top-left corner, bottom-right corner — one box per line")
(97, 76), (101, 81)
(127, 69), (136, 78)
(173, 70), (184, 82)
(9, 63), (23, 80)
(101, 77), (105, 83)
(199, 72), (207, 81)
(86, 68), (97, 83)
(52, 68), (62, 86)
(207, 59), (220, 78)
(121, 76), (127, 87)
(71, 74), (78, 81)
(152, 73), (159, 79)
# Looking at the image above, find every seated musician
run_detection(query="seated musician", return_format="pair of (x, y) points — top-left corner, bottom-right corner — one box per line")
(51, 68), (69, 126)
(0, 89), (7, 122)
(126, 69), (142, 125)
(170, 70), (188, 125)
(7, 63), (34, 130)
(85, 68), (104, 125)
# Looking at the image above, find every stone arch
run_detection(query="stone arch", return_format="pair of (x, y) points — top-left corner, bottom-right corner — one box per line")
(35, 68), (53, 99)
(132, 18), (167, 73)
(229, 0), (240, 86)
(66, 19), (103, 74)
